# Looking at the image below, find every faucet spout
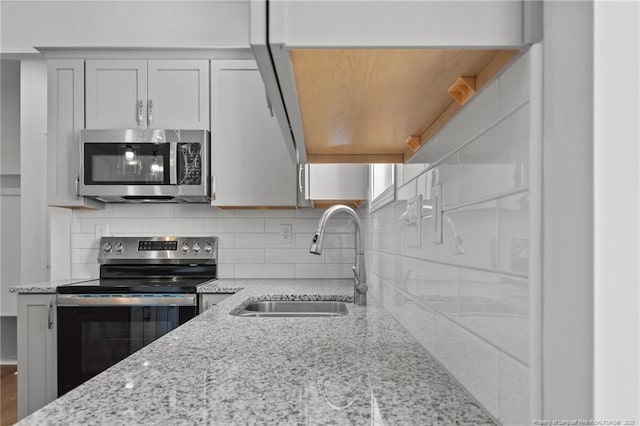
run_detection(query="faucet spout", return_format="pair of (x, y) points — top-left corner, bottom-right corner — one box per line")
(309, 205), (367, 306)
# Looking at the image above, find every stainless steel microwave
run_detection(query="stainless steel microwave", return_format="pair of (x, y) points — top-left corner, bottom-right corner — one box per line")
(80, 129), (210, 203)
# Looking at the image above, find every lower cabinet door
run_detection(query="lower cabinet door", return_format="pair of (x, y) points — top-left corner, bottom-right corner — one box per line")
(17, 294), (57, 419)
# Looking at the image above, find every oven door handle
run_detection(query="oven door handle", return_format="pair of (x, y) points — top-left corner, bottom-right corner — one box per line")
(169, 142), (178, 185)
(56, 294), (197, 307)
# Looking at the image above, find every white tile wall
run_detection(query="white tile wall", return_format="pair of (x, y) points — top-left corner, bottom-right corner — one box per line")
(361, 51), (531, 421)
(70, 207), (354, 280)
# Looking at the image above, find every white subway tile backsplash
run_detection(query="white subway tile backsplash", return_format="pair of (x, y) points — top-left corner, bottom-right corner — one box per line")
(173, 204), (232, 218)
(436, 201), (499, 270)
(71, 249), (82, 264)
(412, 260), (459, 317)
(71, 263), (99, 279)
(265, 249), (323, 264)
(499, 193), (530, 275)
(215, 234), (235, 248)
(142, 218), (204, 234)
(361, 52), (531, 421)
(294, 233), (355, 249)
(72, 233), (98, 249)
(499, 353), (529, 426)
(111, 204), (174, 218)
(216, 264), (234, 279)
(81, 218), (143, 234)
(235, 233), (291, 249)
(204, 218), (264, 234)
(234, 209), (295, 218)
(458, 104), (529, 204)
(402, 164), (426, 185)
(272, 218), (353, 234)
(293, 208), (325, 218)
(396, 180), (416, 202)
(434, 153), (460, 209)
(458, 269), (528, 363)
(218, 248), (264, 264)
(70, 205), (354, 280)
(323, 249), (355, 264)
(294, 264), (352, 279)
(435, 314), (500, 417)
(80, 249), (100, 264)
(235, 264), (295, 279)
(420, 82), (500, 165)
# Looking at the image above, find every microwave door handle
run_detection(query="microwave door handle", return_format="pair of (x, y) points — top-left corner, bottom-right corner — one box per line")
(169, 143), (178, 185)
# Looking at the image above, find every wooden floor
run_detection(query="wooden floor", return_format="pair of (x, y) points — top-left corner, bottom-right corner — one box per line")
(1, 365), (17, 426)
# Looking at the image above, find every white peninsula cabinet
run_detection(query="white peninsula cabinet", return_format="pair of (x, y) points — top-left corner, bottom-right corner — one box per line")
(199, 294), (233, 314)
(16, 294), (57, 419)
(85, 60), (209, 129)
(210, 60), (296, 207)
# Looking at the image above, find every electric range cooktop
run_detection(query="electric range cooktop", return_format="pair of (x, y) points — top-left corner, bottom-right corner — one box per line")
(57, 236), (218, 295)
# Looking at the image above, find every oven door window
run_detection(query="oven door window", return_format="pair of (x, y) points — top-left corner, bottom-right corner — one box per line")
(84, 143), (171, 185)
(57, 305), (195, 396)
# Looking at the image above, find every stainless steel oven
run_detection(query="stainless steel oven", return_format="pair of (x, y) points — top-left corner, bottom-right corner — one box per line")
(56, 236), (217, 396)
(80, 129), (210, 203)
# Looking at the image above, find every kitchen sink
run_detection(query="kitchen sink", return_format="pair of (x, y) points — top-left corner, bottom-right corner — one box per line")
(231, 301), (348, 317)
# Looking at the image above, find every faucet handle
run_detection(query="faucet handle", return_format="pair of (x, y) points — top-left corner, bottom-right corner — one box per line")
(351, 266), (361, 284)
(351, 267), (367, 294)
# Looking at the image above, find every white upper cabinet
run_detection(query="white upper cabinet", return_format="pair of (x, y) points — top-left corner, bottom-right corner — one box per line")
(147, 60), (209, 129)
(250, 0), (542, 164)
(210, 59), (296, 207)
(47, 59), (102, 208)
(86, 60), (209, 129)
(85, 60), (147, 128)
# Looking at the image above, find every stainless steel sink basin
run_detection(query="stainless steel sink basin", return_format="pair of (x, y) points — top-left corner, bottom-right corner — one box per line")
(231, 301), (348, 317)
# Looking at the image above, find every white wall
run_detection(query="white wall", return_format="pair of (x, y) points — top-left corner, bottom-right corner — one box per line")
(593, 1), (640, 421)
(362, 51), (533, 425)
(66, 205), (355, 280)
(0, 1), (249, 55)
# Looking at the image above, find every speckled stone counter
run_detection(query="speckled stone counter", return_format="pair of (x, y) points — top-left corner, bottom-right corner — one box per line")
(9, 279), (93, 294)
(18, 279), (496, 425)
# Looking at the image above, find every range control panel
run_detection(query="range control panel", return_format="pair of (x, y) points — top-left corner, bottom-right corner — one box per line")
(98, 236), (217, 264)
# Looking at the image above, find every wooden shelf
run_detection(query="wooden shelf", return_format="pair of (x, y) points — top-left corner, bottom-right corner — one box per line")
(290, 49), (520, 163)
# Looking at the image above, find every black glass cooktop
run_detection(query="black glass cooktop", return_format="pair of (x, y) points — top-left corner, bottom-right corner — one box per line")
(56, 277), (215, 294)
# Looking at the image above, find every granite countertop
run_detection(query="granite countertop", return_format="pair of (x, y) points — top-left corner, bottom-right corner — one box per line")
(18, 279), (496, 425)
(9, 279), (93, 294)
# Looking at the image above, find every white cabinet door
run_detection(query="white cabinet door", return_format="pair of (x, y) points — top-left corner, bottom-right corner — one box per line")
(47, 59), (102, 208)
(17, 294), (57, 420)
(147, 60), (209, 129)
(210, 60), (296, 207)
(85, 60), (148, 129)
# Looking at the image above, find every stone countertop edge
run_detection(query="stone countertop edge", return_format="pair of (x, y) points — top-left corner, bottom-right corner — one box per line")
(16, 278), (498, 426)
(9, 279), (93, 294)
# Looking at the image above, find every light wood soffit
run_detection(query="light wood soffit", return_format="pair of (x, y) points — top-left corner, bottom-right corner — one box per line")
(289, 49), (519, 163)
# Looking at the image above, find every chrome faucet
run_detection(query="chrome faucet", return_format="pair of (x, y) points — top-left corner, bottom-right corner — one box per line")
(309, 205), (367, 306)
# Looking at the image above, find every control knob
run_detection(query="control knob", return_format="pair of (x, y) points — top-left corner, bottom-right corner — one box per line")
(204, 243), (213, 253)
(102, 242), (113, 253)
(114, 242), (125, 253)
(182, 243), (190, 253)
(192, 243), (201, 253)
